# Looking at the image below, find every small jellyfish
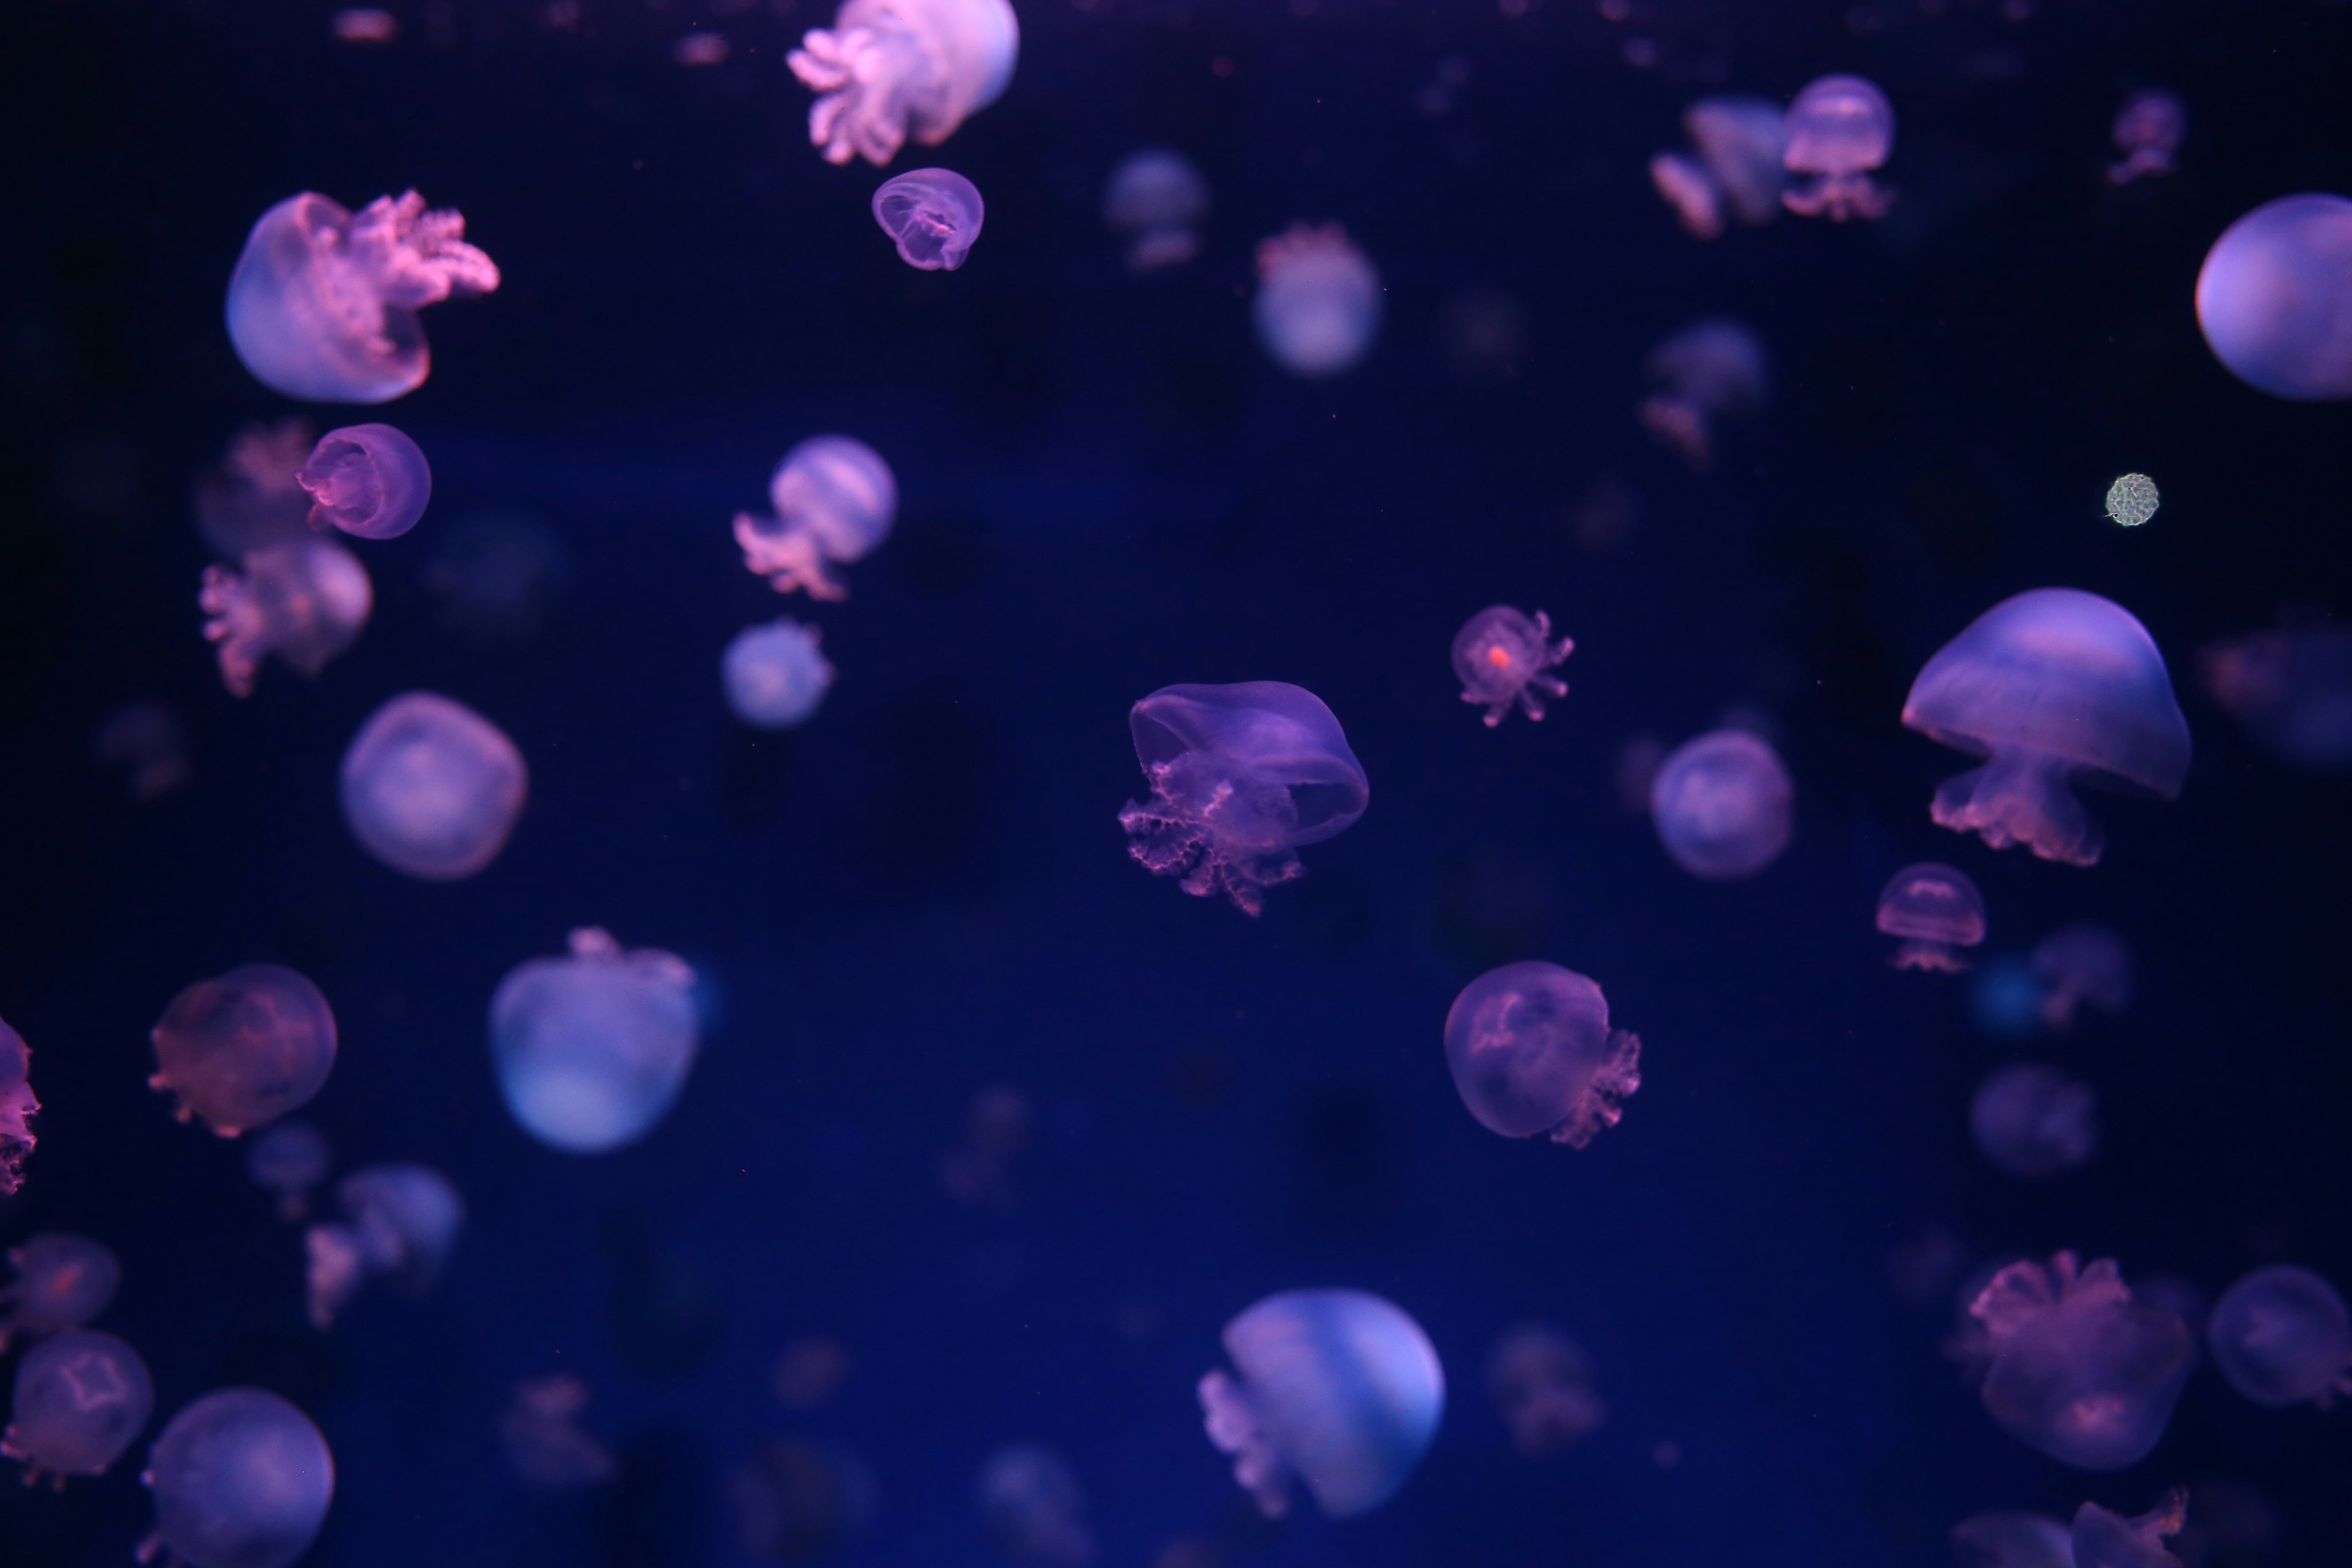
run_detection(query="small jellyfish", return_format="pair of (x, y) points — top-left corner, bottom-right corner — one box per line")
(142, 1389), (334, 1568)
(246, 1120), (331, 1221)
(3, 1330), (153, 1485)
(1875, 862), (1987, 971)
(295, 423), (431, 540)
(2031, 923), (2133, 1030)
(1452, 606), (1574, 726)
(1, 1235), (121, 1348)
(1687, 96), (1789, 225)
(500, 1374), (615, 1491)
(733, 435), (898, 601)
(1951, 1511), (2073, 1568)
(2195, 194), (2352, 402)
(978, 1445), (1094, 1568)
(725, 619), (836, 729)
(1198, 1289), (1444, 1519)
(1648, 153), (1725, 241)
(0, 1018), (36, 1197)
(2201, 624), (2352, 771)
(1117, 682), (1370, 916)
(150, 965), (337, 1138)
(304, 1163), (464, 1329)
(1969, 1252), (2193, 1469)
(1253, 224), (1382, 378)
(199, 537), (373, 698)
(1638, 318), (1767, 469)
(2204, 1265), (2352, 1408)
(2073, 1491), (2188, 1568)
(872, 168), (985, 270)
(788, 0), (1019, 166)
(96, 701), (192, 803)
(339, 692), (529, 880)
(1902, 589), (2190, 867)
(1649, 728), (1795, 880)
(1102, 149), (1210, 271)
(226, 190), (500, 403)
(2109, 91), (2185, 185)
(1781, 74), (1895, 221)
(490, 928), (701, 1154)
(1969, 1063), (2098, 1179)
(1486, 1325), (1607, 1457)
(1442, 961), (1642, 1149)
(2105, 473), (2160, 529)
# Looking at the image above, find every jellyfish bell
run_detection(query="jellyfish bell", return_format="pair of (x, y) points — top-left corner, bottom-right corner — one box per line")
(1969, 1063), (2098, 1179)
(199, 537), (373, 698)
(2, 1330), (154, 1485)
(0, 1018), (34, 1197)
(2072, 1491), (2188, 1568)
(1649, 728), (1793, 880)
(1781, 74), (1894, 221)
(1103, 149), (1210, 271)
(149, 965), (337, 1139)
(2195, 194), (2352, 401)
(1969, 1252), (2193, 1469)
(1253, 224), (1381, 377)
(1, 1234), (120, 1349)
(724, 619), (836, 729)
(1442, 961), (1642, 1148)
(734, 435), (897, 601)
(296, 423), (431, 540)
(491, 928), (701, 1155)
(872, 168), (986, 271)
(340, 692), (529, 880)
(1874, 862), (1986, 971)
(789, 0), (1019, 166)
(2204, 1265), (2352, 1408)
(1451, 606), (1574, 726)
(141, 1389), (334, 1568)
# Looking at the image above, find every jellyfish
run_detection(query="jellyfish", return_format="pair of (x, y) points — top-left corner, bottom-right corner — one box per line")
(226, 190), (500, 403)
(725, 619), (836, 729)
(733, 435), (898, 601)
(788, 0), (1017, 165)
(193, 419), (317, 557)
(2204, 1265), (2352, 1408)
(1452, 606), (1574, 726)
(1197, 1289), (1444, 1519)
(1117, 682), (1370, 916)
(1902, 589), (2190, 867)
(1486, 1325), (1607, 1457)
(150, 965), (337, 1139)
(304, 1163), (465, 1328)
(199, 537), (374, 698)
(2195, 194), (2352, 401)
(500, 1374), (615, 1491)
(2108, 90), (2185, 185)
(730, 1438), (875, 1562)
(1650, 96), (1785, 238)
(295, 423), (431, 540)
(2, 1330), (153, 1485)
(1875, 862), (1986, 971)
(0, 1018), (35, 1198)
(1, 1235), (120, 1349)
(96, 701), (192, 803)
(1638, 318), (1767, 469)
(490, 927), (701, 1155)
(246, 1120), (331, 1221)
(2201, 625), (2352, 771)
(1102, 149), (1210, 271)
(1968, 1252), (2193, 1469)
(1969, 1064), (2098, 1179)
(1951, 1511), (2073, 1568)
(339, 692), (529, 880)
(872, 168), (985, 270)
(1648, 154), (1724, 242)
(2073, 1491), (2188, 1568)
(978, 1445), (1094, 1568)
(2031, 923), (2133, 1030)
(1253, 224), (1381, 378)
(1442, 962), (1642, 1149)
(141, 1389), (334, 1568)
(1781, 74), (1895, 221)
(1649, 728), (1794, 880)
(2104, 473), (2160, 529)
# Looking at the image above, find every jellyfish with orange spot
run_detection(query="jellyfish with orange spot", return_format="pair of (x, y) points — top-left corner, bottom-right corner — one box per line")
(1452, 606), (1574, 726)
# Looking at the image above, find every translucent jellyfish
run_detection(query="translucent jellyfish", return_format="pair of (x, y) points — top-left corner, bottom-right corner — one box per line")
(978, 1445), (1094, 1568)
(226, 190), (500, 403)
(0, 1017), (35, 1197)
(339, 692), (529, 880)
(1486, 1324), (1607, 1457)
(1649, 154), (1724, 242)
(194, 420), (316, 557)
(1649, 728), (1794, 880)
(2104, 473), (2159, 529)
(295, 423), (430, 540)
(2073, 1491), (2188, 1568)
(788, 0), (1019, 166)
(1875, 862), (1986, 971)
(489, 927), (701, 1154)
(500, 1374), (614, 1491)
(1117, 682), (1370, 916)
(1102, 149), (1210, 271)
(725, 619), (836, 729)
(142, 1389), (334, 1568)
(1253, 224), (1381, 378)
(1781, 74), (1895, 221)
(1902, 589), (2190, 867)
(2109, 91), (2185, 185)
(1969, 1063), (2098, 1179)
(2201, 625), (2352, 771)
(1451, 606), (1574, 726)
(1649, 96), (1786, 239)
(1, 1235), (120, 1348)
(2195, 194), (2352, 401)
(199, 537), (373, 698)
(96, 701), (192, 803)
(1442, 962), (1642, 1148)
(1638, 318), (1767, 469)
(733, 435), (897, 601)
(1197, 1289), (1444, 1519)
(2205, 1265), (2352, 1408)
(150, 965), (337, 1138)
(3, 1330), (153, 1485)
(872, 168), (985, 270)
(2032, 923), (2133, 1030)
(1951, 1512), (2073, 1568)
(1968, 1252), (2193, 1469)
(304, 1163), (464, 1328)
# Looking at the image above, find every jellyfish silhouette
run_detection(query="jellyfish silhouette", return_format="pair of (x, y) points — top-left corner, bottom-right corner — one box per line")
(2109, 92), (2184, 186)
(1638, 318), (1766, 469)
(1650, 96), (1785, 238)
(2205, 1265), (2352, 1408)
(141, 1389), (334, 1568)
(305, 1163), (466, 1327)
(1969, 1252), (2193, 1469)
(1875, 862), (1986, 971)
(491, 928), (701, 1154)
(1969, 1064), (2097, 1179)
(788, 0), (1018, 166)
(296, 423), (431, 540)
(1781, 75), (1894, 220)
(2196, 194), (2352, 401)
(1452, 606), (1574, 726)
(1442, 961), (1641, 1148)
(2032, 923), (2133, 1030)
(150, 965), (337, 1138)
(1254, 225), (1381, 377)
(2, 1330), (153, 1485)
(872, 168), (985, 270)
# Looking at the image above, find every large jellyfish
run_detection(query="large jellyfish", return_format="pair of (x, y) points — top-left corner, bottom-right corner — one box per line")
(977, 1445), (1094, 1568)
(1486, 1325), (1606, 1457)
(1968, 1252), (2193, 1469)
(150, 965), (337, 1138)
(787, 0), (1019, 167)
(2032, 923), (2133, 1030)
(3, 1330), (153, 1485)
(0, 1017), (34, 1197)
(2195, 194), (2352, 401)
(246, 1120), (331, 1221)
(2109, 91), (2185, 185)
(305, 1163), (466, 1328)
(1902, 589), (2190, 867)
(1951, 1512), (2072, 1568)
(199, 537), (372, 698)
(724, 619), (836, 729)
(1117, 682), (1370, 916)
(733, 435), (897, 601)
(489, 928), (701, 1154)
(1781, 74), (1894, 221)
(142, 1389), (334, 1568)
(1197, 1289), (1444, 1519)
(2073, 1492), (2188, 1568)
(1253, 224), (1381, 378)
(1102, 149), (1210, 271)
(1649, 96), (1785, 238)
(1, 1235), (121, 1350)
(1874, 862), (1986, 971)
(1649, 728), (1793, 880)
(1442, 961), (1642, 1149)
(296, 423), (431, 540)
(1969, 1064), (2097, 1179)
(2204, 1265), (2352, 1408)
(2201, 624), (2352, 771)
(339, 692), (529, 880)
(872, 168), (985, 270)
(1452, 606), (1574, 726)
(226, 190), (500, 403)
(1638, 318), (1766, 469)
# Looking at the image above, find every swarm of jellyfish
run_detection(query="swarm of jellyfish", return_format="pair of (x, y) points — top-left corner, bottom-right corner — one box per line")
(1967, 1252), (2193, 1469)
(141, 1388), (334, 1568)
(340, 692), (529, 880)
(199, 536), (373, 698)
(1102, 149), (1210, 271)
(1442, 961), (1642, 1148)
(1874, 862), (1985, 971)
(2205, 1265), (2352, 1408)
(1451, 606), (1574, 726)
(2196, 194), (2352, 401)
(1781, 74), (1895, 221)
(490, 927), (702, 1154)
(306, 1163), (466, 1327)
(150, 964), (338, 1138)
(296, 423), (431, 540)
(1, 1234), (119, 1349)
(0, 1018), (34, 1197)
(3, 1329), (153, 1485)
(734, 435), (899, 601)
(1638, 319), (1767, 469)
(1253, 224), (1381, 377)
(788, 0), (1019, 166)
(873, 168), (986, 271)
(1649, 95), (1786, 239)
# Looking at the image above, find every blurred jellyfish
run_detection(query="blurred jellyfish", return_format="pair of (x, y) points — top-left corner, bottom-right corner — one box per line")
(1442, 962), (1642, 1148)
(2175, 1479), (2283, 1566)
(772, 1335), (854, 1411)
(1452, 606), (1574, 727)
(340, 692), (529, 880)
(304, 1163), (464, 1328)
(1, 1235), (119, 1349)
(1969, 1252), (2193, 1469)
(1970, 1064), (2098, 1179)
(423, 510), (570, 644)
(734, 436), (897, 601)
(226, 190), (500, 403)
(725, 619), (836, 729)
(1650, 96), (1785, 238)
(2205, 1265), (2352, 1408)
(332, 9), (396, 43)
(1875, 862), (1986, 971)
(96, 701), (192, 803)
(1648, 153), (1725, 242)
(2, 1330), (153, 1485)
(491, 928), (701, 1155)
(1902, 589), (2190, 867)
(1486, 1325), (1606, 1457)
(872, 168), (985, 270)
(1198, 1289), (1444, 1519)
(2201, 625), (2352, 771)
(2105, 473), (2160, 529)
(500, 1374), (614, 1491)
(194, 420), (315, 557)
(1253, 224), (1381, 378)
(296, 423), (431, 540)
(1649, 728), (1794, 880)
(2109, 91), (2185, 185)
(1952, 1512), (2073, 1568)
(731, 1438), (874, 1562)
(2074, 1491), (2188, 1568)
(150, 965), (337, 1139)
(1103, 149), (1209, 271)
(940, 1084), (1034, 1210)
(788, 0), (1018, 166)
(1781, 75), (1894, 221)
(675, 31), (728, 64)
(0, 1018), (36, 1197)
(142, 1389), (334, 1568)
(2032, 923), (2133, 1030)
(978, 1445), (1093, 1568)
(1117, 682), (1370, 916)
(1970, 954), (2045, 1041)
(246, 1120), (331, 1221)
(1638, 319), (1766, 469)
(199, 537), (373, 698)
(2195, 195), (2352, 401)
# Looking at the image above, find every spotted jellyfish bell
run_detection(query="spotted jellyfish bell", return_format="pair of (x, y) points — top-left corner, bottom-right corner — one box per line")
(1874, 862), (1986, 971)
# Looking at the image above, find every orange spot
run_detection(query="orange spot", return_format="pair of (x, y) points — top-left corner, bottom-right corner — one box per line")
(1486, 646), (1513, 669)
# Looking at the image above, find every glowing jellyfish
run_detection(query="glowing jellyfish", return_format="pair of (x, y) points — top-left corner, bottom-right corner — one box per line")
(1969, 1063), (2097, 1179)
(1197, 1289), (1444, 1519)
(1442, 962), (1642, 1149)
(1, 1235), (119, 1348)
(142, 1389), (334, 1568)
(1452, 606), (1574, 726)
(194, 420), (315, 557)
(788, 0), (1019, 166)
(1117, 682), (1370, 916)
(2205, 1265), (2352, 1408)
(724, 619), (835, 729)
(304, 1163), (464, 1328)
(296, 423), (430, 540)
(2109, 91), (2185, 185)
(2073, 1491), (2188, 1568)
(1253, 224), (1381, 378)
(734, 435), (897, 601)
(2195, 195), (2352, 401)
(501, 1374), (615, 1491)
(0, 1019), (34, 1197)
(2, 1330), (153, 1484)
(1874, 862), (1986, 971)
(150, 965), (337, 1138)
(1968, 1252), (2193, 1469)
(978, 1445), (1094, 1568)
(246, 1120), (331, 1221)
(1902, 589), (2190, 867)
(1648, 154), (1725, 242)
(2201, 625), (2352, 771)
(1638, 318), (1766, 469)
(490, 927), (701, 1155)
(226, 190), (500, 403)
(1781, 74), (1894, 221)
(1649, 728), (1793, 880)
(1486, 1325), (1606, 1457)
(199, 537), (373, 698)
(1103, 149), (1209, 271)
(2031, 923), (2133, 1030)
(1952, 1511), (2072, 1568)
(872, 168), (985, 270)
(1649, 96), (1785, 238)
(2105, 473), (2159, 529)
(96, 701), (192, 803)
(340, 692), (529, 880)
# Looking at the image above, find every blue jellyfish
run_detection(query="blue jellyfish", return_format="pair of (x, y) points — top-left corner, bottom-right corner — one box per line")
(2031, 923), (2133, 1030)
(305, 1163), (465, 1328)
(502, 1374), (616, 1492)
(2195, 195), (2352, 401)
(734, 435), (898, 601)
(0, 1017), (34, 1197)
(2072, 1491), (2188, 1568)
(1638, 318), (1766, 469)
(1442, 961), (1642, 1148)
(1781, 74), (1894, 220)
(1486, 1325), (1606, 1457)
(246, 1120), (332, 1221)
(2, 1330), (153, 1485)
(200, 537), (372, 698)
(1875, 862), (1986, 971)
(1, 1235), (121, 1349)
(977, 1445), (1093, 1568)
(2110, 91), (2185, 185)
(1452, 606), (1574, 726)
(789, 0), (1018, 166)
(1103, 149), (1210, 271)
(872, 168), (985, 271)
(150, 965), (337, 1138)
(1969, 1064), (2097, 1179)
(340, 692), (529, 881)
(724, 619), (835, 729)
(296, 423), (431, 540)
(1253, 224), (1381, 377)
(1969, 1252), (2193, 1469)
(142, 1389), (334, 1568)
(490, 928), (701, 1154)
(2205, 1265), (2352, 1408)
(1649, 728), (1793, 880)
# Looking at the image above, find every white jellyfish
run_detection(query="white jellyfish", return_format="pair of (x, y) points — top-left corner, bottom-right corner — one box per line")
(1253, 224), (1381, 378)
(724, 619), (836, 729)
(1102, 149), (1210, 271)
(788, 0), (1019, 167)
(490, 928), (701, 1155)
(200, 537), (373, 698)
(1638, 318), (1766, 469)
(1781, 74), (1895, 221)
(733, 435), (898, 601)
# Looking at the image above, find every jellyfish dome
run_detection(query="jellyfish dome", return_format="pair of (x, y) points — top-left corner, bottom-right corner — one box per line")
(1451, 606), (1574, 726)
(340, 692), (529, 880)
(1485, 1325), (1607, 1457)
(143, 1389), (334, 1568)
(1649, 728), (1794, 880)
(1442, 961), (1642, 1148)
(150, 965), (337, 1138)
(1951, 1512), (2074, 1568)
(490, 927), (701, 1154)
(246, 1120), (332, 1221)
(724, 618), (836, 729)
(1253, 224), (1381, 378)
(734, 435), (898, 601)
(2, 1234), (122, 1348)
(0, 1017), (34, 1197)
(2205, 1265), (2352, 1408)
(1102, 149), (1210, 271)
(2109, 90), (2185, 185)
(1781, 74), (1894, 221)
(2195, 194), (2352, 401)
(872, 168), (985, 271)
(2032, 922), (2134, 1029)
(1197, 1289), (1444, 1519)
(1638, 318), (1767, 469)
(1874, 862), (1986, 971)
(2072, 1491), (2188, 1568)
(1902, 589), (2190, 867)
(296, 423), (431, 540)
(199, 537), (372, 698)
(1969, 1252), (2193, 1469)
(1969, 1063), (2098, 1179)
(1117, 681), (1369, 916)
(306, 1163), (465, 1327)
(788, 0), (1019, 167)
(2, 1330), (153, 1483)
(226, 190), (500, 403)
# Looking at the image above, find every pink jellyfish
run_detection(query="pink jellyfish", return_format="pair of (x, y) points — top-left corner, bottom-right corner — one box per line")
(1874, 862), (1986, 971)
(1486, 1325), (1607, 1456)
(149, 965), (337, 1138)
(734, 436), (897, 601)
(1781, 74), (1894, 221)
(1442, 961), (1641, 1148)
(1452, 606), (1574, 726)
(2032, 922), (2133, 1030)
(2195, 194), (2352, 401)
(2109, 90), (2184, 185)
(1638, 318), (1766, 469)
(2071, 1491), (2188, 1568)
(1, 1235), (119, 1349)
(339, 692), (529, 880)
(2201, 624), (2352, 771)
(788, 0), (1019, 167)
(872, 168), (985, 271)
(1969, 1063), (2097, 1179)
(296, 423), (431, 540)
(1649, 728), (1794, 880)
(199, 537), (373, 698)
(227, 190), (500, 403)
(2205, 1265), (2352, 1408)
(0, 1018), (35, 1197)
(1254, 224), (1381, 377)
(2, 1330), (153, 1485)
(1968, 1252), (2193, 1469)
(1650, 96), (1786, 238)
